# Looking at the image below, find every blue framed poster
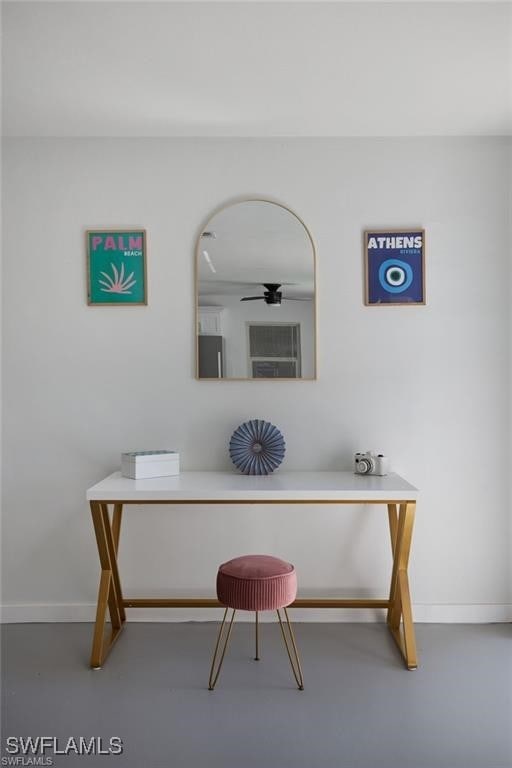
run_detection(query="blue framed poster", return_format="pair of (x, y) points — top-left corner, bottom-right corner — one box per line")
(87, 229), (147, 305)
(364, 229), (425, 306)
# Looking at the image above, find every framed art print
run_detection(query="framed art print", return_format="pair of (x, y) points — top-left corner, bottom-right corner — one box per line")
(87, 229), (147, 305)
(364, 229), (425, 306)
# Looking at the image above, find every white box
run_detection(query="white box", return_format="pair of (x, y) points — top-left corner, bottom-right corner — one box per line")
(121, 450), (180, 479)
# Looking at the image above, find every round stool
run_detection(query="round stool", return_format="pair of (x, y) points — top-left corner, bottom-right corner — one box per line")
(208, 554), (304, 690)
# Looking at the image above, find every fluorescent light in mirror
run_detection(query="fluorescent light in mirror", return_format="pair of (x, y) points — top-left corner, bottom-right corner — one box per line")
(202, 250), (216, 273)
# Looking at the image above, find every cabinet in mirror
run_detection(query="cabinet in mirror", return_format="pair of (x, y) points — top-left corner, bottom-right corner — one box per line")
(196, 200), (316, 380)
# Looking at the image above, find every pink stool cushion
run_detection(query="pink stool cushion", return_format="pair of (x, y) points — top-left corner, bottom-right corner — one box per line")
(217, 554), (297, 611)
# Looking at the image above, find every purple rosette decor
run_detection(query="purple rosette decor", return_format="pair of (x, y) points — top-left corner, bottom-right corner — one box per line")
(229, 419), (286, 475)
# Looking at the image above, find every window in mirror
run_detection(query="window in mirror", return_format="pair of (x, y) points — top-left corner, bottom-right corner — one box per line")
(196, 200), (316, 380)
(248, 323), (301, 378)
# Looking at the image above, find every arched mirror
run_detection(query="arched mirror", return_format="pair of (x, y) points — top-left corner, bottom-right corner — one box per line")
(196, 200), (316, 380)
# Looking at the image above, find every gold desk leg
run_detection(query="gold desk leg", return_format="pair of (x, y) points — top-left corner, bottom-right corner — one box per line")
(90, 570), (111, 666)
(90, 502), (125, 668)
(398, 569), (417, 667)
(387, 502), (418, 670)
(111, 503), (123, 552)
(100, 504), (126, 623)
(387, 503), (398, 556)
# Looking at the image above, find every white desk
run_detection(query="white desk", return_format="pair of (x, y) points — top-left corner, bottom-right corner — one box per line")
(87, 471), (419, 670)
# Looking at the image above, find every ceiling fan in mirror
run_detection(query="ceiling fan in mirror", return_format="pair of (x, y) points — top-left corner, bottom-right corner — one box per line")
(240, 283), (311, 307)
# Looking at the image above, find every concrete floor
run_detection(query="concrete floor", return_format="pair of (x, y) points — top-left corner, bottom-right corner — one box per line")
(2, 622), (511, 768)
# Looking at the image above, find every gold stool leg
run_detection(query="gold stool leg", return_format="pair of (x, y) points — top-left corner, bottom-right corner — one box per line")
(277, 607), (305, 690)
(208, 607), (236, 691)
(254, 611), (260, 660)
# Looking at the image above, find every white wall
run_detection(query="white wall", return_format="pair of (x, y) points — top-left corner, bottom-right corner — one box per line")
(4, 2), (511, 138)
(2, 137), (511, 622)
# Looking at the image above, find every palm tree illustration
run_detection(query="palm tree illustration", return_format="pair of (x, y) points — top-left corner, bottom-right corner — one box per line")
(99, 263), (136, 294)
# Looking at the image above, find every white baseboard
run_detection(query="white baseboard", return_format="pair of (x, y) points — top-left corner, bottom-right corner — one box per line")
(1, 603), (511, 624)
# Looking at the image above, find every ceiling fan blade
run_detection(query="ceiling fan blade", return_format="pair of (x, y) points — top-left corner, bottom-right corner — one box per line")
(283, 297), (312, 301)
(240, 296), (265, 302)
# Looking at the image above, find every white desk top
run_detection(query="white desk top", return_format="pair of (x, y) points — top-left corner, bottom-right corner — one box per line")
(86, 471), (418, 502)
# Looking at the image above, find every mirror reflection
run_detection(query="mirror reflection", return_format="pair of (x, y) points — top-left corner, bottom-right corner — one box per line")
(196, 200), (316, 379)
